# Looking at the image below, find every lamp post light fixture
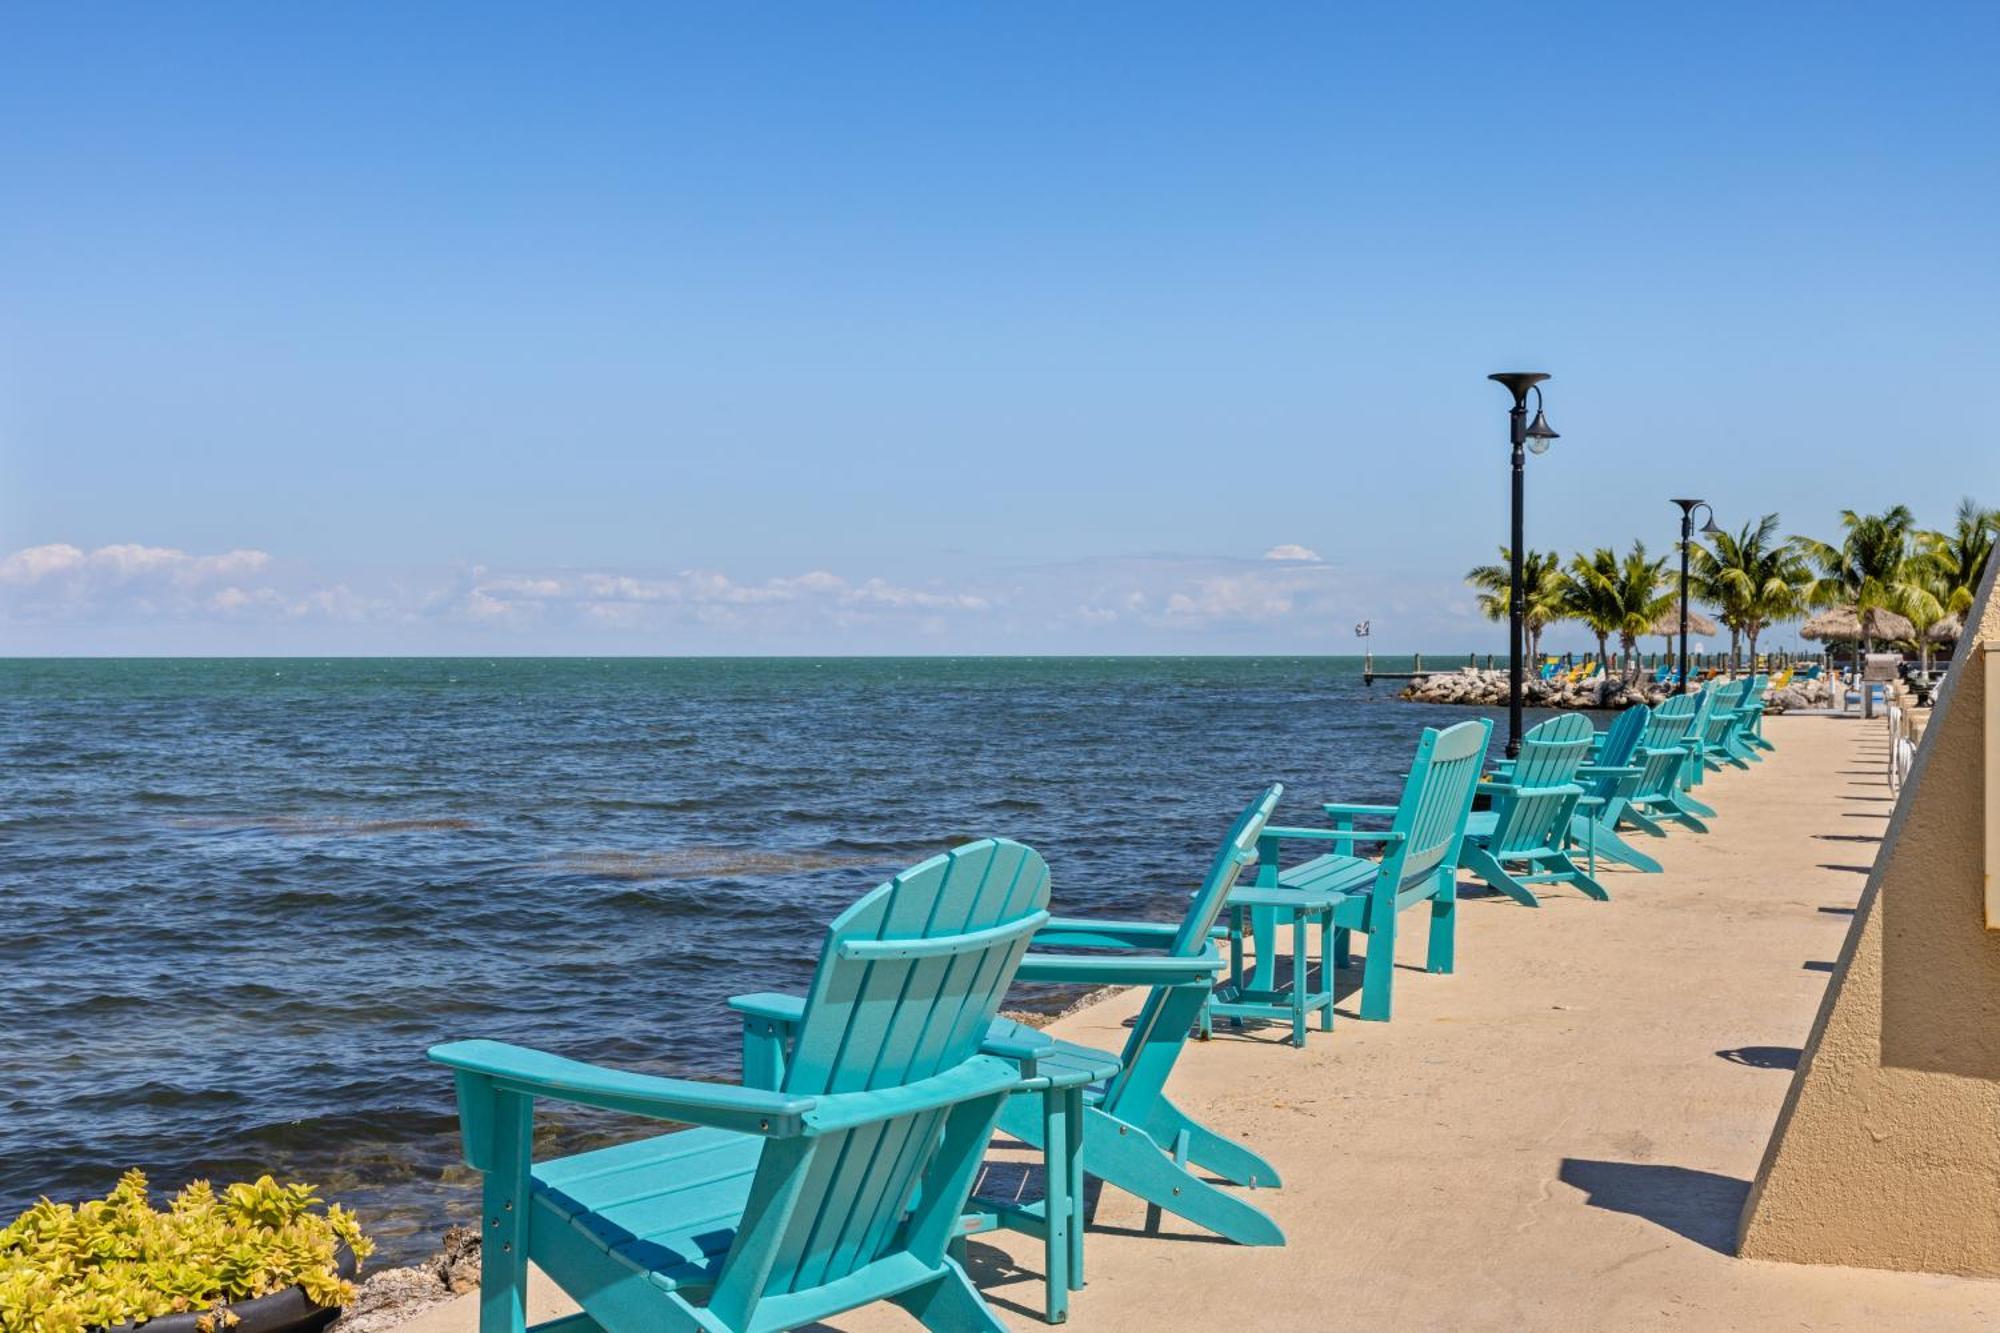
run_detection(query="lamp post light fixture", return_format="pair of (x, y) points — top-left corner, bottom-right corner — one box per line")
(1489, 372), (1560, 758)
(1671, 498), (1725, 693)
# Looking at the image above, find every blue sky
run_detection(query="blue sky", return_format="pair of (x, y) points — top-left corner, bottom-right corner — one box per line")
(2, 3), (1995, 654)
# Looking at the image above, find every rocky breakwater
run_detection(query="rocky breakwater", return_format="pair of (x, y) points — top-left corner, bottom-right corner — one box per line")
(1398, 667), (1837, 712)
(1399, 668), (1653, 709)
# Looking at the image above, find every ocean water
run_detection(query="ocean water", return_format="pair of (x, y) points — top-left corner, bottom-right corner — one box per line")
(0, 656), (1513, 1260)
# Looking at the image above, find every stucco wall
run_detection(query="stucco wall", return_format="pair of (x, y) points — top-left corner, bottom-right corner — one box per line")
(1738, 554), (2000, 1273)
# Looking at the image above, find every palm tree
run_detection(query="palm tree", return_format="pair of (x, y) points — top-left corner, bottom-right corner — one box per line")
(1563, 543), (1673, 675)
(1921, 497), (1999, 616)
(1793, 505), (1927, 653)
(1906, 499), (1999, 671)
(1465, 548), (1567, 663)
(1690, 514), (1808, 670)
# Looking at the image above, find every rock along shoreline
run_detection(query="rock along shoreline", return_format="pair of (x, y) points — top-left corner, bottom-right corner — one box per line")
(1397, 666), (1837, 712)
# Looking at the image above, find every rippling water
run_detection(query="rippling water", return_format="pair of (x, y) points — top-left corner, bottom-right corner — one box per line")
(0, 656), (1513, 1260)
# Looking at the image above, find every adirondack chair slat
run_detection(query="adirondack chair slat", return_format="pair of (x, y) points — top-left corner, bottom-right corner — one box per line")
(434, 838), (1052, 1333)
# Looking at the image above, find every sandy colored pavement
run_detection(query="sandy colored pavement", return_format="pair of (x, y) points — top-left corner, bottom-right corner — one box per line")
(397, 713), (1999, 1333)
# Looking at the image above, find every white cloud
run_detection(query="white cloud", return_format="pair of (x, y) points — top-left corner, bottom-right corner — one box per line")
(0, 540), (1449, 651)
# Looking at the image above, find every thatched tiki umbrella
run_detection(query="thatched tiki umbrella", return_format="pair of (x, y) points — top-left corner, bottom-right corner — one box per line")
(1919, 613), (1963, 673)
(1801, 605), (1917, 671)
(1651, 607), (1719, 673)
(1926, 613), (1963, 644)
(1799, 606), (1916, 645)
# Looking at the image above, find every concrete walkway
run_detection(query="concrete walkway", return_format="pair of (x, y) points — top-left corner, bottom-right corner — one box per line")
(399, 713), (1999, 1332)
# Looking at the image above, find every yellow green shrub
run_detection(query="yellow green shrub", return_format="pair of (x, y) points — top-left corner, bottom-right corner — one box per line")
(0, 1171), (373, 1333)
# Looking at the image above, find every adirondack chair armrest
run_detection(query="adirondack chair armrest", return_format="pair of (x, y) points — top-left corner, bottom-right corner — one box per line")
(1577, 765), (1641, 778)
(1036, 917), (1186, 950)
(431, 1039), (817, 1138)
(729, 991), (807, 1028)
(1321, 802), (1399, 819)
(1264, 823), (1405, 844)
(1476, 781), (1584, 800)
(803, 1056), (1025, 1133)
(1015, 948), (1224, 987)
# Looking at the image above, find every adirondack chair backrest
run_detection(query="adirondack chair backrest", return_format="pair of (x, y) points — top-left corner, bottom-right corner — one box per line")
(1105, 785), (1281, 1113)
(1703, 678), (1747, 742)
(1377, 717), (1492, 893)
(1643, 690), (1698, 746)
(1167, 783), (1284, 958)
(1598, 704), (1649, 770)
(727, 839), (1051, 1313)
(1488, 713), (1593, 851)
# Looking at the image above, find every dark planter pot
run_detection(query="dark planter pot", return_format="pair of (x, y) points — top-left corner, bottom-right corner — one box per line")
(95, 1247), (356, 1333)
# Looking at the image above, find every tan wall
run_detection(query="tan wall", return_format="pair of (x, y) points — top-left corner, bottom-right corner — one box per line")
(1738, 557), (2000, 1273)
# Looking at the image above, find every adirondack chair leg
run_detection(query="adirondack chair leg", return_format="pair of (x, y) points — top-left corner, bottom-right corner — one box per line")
(1040, 1088), (1072, 1322)
(1661, 805), (1711, 833)
(1426, 871), (1456, 974)
(1333, 927), (1352, 970)
(1577, 819), (1663, 874)
(1139, 1094), (1282, 1188)
(1290, 911), (1308, 1048)
(888, 1260), (1008, 1333)
(1618, 808), (1669, 839)
(1359, 915), (1395, 1021)
(1064, 1086), (1086, 1289)
(1246, 904), (1280, 993)
(478, 1089), (533, 1333)
(1679, 791), (1718, 818)
(1551, 852), (1610, 901)
(1459, 844), (1540, 908)
(1079, 1106), (1284, 1246)
(1319, 912), (1336, 1030)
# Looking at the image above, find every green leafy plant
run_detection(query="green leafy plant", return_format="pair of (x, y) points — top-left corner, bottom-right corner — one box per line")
(0, 1171), (373, 1333)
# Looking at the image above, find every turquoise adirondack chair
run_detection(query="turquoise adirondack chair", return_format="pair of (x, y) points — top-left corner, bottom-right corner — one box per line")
(1672, 686), (1720, 812)
(1570, 704), (1662, 874)
(1207, 718), (1491, 1035)
(1739, 672), (1775, 754)
(1724, 673), (1771, 762)
(1700, 677), (1754, 772)
(986, 785), (1287, 1248)
(732, 787), (1288, 1267)
(1627, 693), (1710, 833)
(1460, 713), (1607, 906)
(431, 839), (1054, 1333)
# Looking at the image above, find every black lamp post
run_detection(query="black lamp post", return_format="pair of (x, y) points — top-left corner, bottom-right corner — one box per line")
(1489, 372), (1560, 757)
(1671, 498), (1724, 693)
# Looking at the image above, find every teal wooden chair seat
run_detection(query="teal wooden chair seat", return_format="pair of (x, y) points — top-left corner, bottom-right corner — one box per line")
(531, 1128), (763, 1290)
(1206, 718), (1491, 1040)
(433, 838), (1054, 1333)
(1459, 713), (1606, 907)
